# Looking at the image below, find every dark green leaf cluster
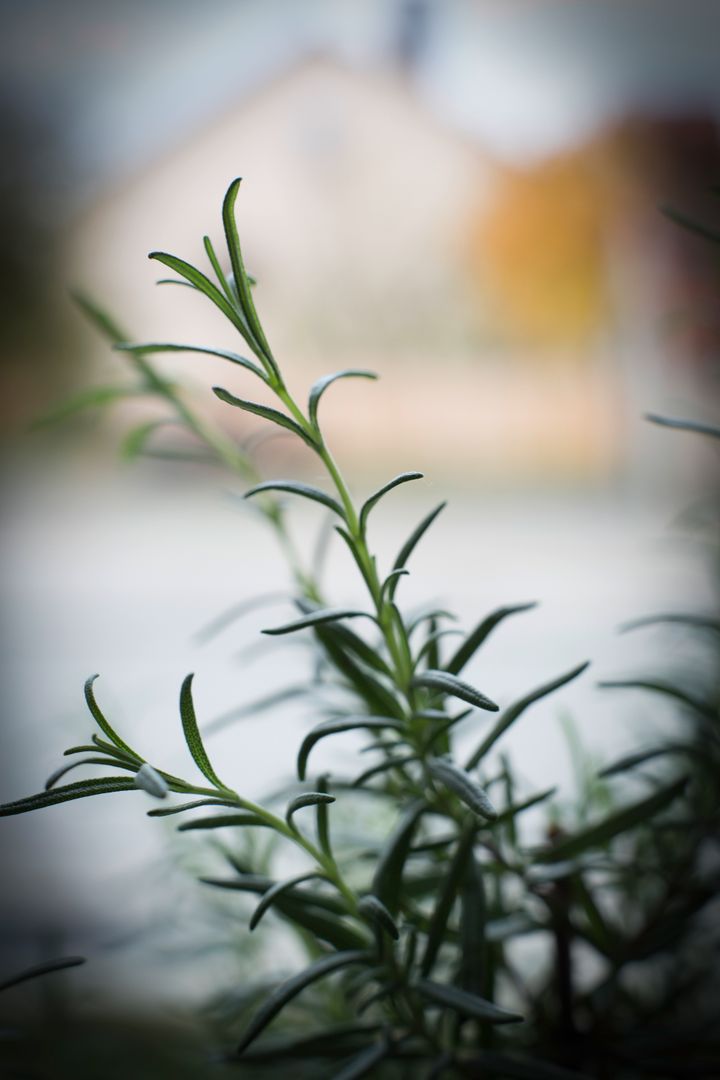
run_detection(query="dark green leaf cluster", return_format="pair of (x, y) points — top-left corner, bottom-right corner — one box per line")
(5, 180), (719, 1078)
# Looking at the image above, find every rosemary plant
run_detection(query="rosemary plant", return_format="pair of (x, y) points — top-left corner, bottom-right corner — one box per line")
(3, 179), (712, 1079)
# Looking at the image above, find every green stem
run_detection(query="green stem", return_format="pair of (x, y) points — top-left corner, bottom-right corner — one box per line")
(203, 783), (360, 915)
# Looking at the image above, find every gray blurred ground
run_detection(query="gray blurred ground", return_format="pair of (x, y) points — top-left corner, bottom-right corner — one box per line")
(1, 453), (711, 1005)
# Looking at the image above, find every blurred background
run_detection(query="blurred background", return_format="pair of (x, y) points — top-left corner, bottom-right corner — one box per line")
(1, 0), (720, 1024)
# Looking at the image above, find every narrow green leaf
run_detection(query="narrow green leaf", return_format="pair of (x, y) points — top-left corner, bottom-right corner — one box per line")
(620, 611), (720, 635)
(0, 777), (138, 817)
(89, 734), (141, 764)
(179, 673), (228, 790)
(493, 786), (557, 826)
(598, 677), (713, 719)
(115, 342), (267, 381)
(149, 251), (251, 339)
(244, 480), (344, 518)
(415, 979), (522, 1024)
(212, 387), (317, 447)
(391, 501), (447, 588)
(332, 1040), (390, 1080)
(275, 898), (369, 952)
(84, 676), (140, 761)
(532, 775), (688, 863)
(313, 625), (404, 718)
(415, 628), (463, 670)
(427, 758), (498, 822)
(194, 590), (291, 644)
(407, 609), (457, 637)
(156, 277), (197, 290)
(297, 717), (402, 781)
(314, 774), (333, 856)
(72, 290), (128, 343)
(359, 472), (424, 534)
(334, 525), (371, 582)
(466, 662), (589, 770)
(120, 419), (169, 460)
(412, 670), (498, 712)
(380, 569), (409, 603)
(178, 813), (266, 831)
(447, 602), (538, 676)
(459, 853), (488, 995)
(421, 826), (477, 976)
(203, 233), (236, 305)
(235, 950), (368, 1054)
(200, 874), (347, 914)
(372, 799), (426, 914)
(421, 709), (473, 754)
(645, 412), (720, 440)
(358, 894), (399, 940)
(63, 743), (106, 757)
(0, 956), (86, 994)
(286, 791), (336, 828)
(308, 370), (378, 429)
(597, 744), (689, 779)
(263, 608), (374, 637)
(250, 872), (326, 931)
(222, 177), (278, 376)
(45, 756), (135, 790)
(147, 797), (237, 817)
(31, 386), (139, 429)
(315, 620), (394, 679)
(661, 204), (720, 245)
(351, 754), (416, 789)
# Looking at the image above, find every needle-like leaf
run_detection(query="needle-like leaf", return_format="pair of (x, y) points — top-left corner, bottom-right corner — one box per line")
(415, 979), (523, 1024)
(0, 957), (86, 993)
(84, 676), (141, 762)
(178, 813), (266, 831)
(285, 791), (336, 829)
(427, 758), (498, 822)
(359, 472), (424, 534)
(31, 386), (140, 429)
(308, 370), (378, 429)
(244, 480), (344, 518)
(179, 673), (228, 791)
(390, 502), (447, 592)
(446, 602), (538, 676)
(297, 717), (403, 781)
(115, 342), (267, 381)
(358, 894), (399, 940)
(412, 670), (498, 712)
(250, 872), (326, 931)
(645, 413), (720, 440)
(235, 950), (368, 1054)
(332, 1040), (391, 1080)
(421, 825), (477, 976)
(221, 177), (278, 378)
(212, 387), (318, 448)
(0, 777), (138, 816)
(149, 251), (251, 340)
(532, 775), (688, 863)
(465, 662), (589, 770)
(263, 608), (374, 637)
(372, 799), (426, 914)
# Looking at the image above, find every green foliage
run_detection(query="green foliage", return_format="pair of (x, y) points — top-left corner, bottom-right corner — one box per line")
(4, 178), (720, 1079)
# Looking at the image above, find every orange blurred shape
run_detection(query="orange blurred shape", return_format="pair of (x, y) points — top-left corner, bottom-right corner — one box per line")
(468, 151), (611, 350)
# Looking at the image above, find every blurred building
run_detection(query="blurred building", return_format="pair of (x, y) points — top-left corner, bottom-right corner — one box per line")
(67, 54), (719, 486)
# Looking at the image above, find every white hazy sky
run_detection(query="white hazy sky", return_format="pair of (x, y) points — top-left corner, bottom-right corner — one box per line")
(3, 0), (720, 201)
